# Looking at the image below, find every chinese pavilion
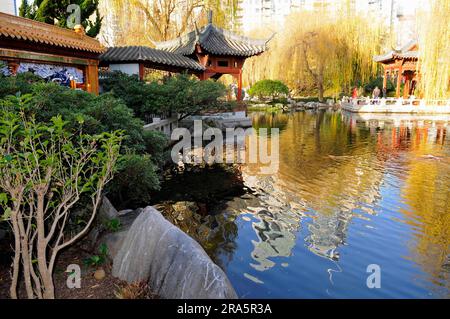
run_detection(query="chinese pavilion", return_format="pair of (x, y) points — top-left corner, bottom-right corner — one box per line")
(0, 12), (105, 94)
(374, 41), (419, 99)
(100, 12), (271, 100)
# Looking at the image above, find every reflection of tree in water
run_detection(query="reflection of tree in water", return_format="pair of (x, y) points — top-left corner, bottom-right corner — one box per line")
(397, 125), (450, 295)
(250, 111), (290, 133)
(205, 210), (240, 270)
(236, 110), (387, 267)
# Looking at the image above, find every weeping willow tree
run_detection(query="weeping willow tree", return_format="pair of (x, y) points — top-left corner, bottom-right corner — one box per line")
(242, 0), (384, 100)
(97, 0), (239, 46)
(417, 0), (450, 100)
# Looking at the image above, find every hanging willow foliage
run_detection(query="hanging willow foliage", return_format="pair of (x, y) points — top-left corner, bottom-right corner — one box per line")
(242, 0), (384, 97)
(417, 0), (450, 100)
(97, 0), (240, 46)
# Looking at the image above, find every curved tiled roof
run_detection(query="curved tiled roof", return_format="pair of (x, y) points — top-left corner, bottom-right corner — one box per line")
(100, 46), (205, 71)
(374, 40), (418, 63)
(0, 12), (105, 54)
(155, 23), (270, 57)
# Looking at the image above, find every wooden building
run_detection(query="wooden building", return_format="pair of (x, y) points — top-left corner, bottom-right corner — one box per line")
(374, 41), (419, 99)
(101, 12), (271, 101)
(0, 12), (105, 94)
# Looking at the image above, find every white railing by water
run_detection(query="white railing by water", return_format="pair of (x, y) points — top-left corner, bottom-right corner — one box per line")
(341, 97), (450, 114)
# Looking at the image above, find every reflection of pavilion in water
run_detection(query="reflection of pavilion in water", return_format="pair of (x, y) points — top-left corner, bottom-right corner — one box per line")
(231, 111), (390, 269)
(341, 111), (450, 291)
(342, 112), (449, 149)
(223, 111), (448, 278)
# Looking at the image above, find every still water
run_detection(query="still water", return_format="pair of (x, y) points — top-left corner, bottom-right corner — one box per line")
(210, 110), (449, 298)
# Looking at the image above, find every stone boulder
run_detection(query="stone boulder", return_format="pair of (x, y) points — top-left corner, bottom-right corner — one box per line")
(112, 206), (237, 299)
(99, 196), (118, 220)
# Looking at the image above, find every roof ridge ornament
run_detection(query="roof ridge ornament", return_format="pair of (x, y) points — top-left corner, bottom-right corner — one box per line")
(207, 10), (213, 24)
(194, 22), (200, 40)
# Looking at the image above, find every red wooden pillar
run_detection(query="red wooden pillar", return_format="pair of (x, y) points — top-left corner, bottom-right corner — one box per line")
(139, 63), (145, 81)
(85, 62), (100, 95)
(396, 65), (402, 98)
(383, 68), (387, 92)
(403, 75), (410, 99)
(237, 70), (243, 101)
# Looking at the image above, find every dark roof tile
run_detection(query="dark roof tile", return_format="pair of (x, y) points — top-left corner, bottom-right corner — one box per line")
(100, 46), (205, 71)
(155, 24), (270, 57)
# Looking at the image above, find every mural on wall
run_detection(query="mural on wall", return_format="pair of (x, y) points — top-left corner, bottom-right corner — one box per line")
(0, 61), (84, 86)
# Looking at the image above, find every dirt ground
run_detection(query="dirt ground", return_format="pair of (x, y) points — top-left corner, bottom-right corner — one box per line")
(0, 238), (156, 299)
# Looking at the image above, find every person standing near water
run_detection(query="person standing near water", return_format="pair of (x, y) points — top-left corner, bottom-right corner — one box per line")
(352, 87), (358, 99)
(373, 86), (381, 99)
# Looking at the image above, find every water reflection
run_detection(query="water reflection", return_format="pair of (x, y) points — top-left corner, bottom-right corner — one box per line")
(214, 110), (449, 298)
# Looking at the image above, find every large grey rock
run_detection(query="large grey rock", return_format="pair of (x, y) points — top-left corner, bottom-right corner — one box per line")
(112, 206), (237, 299)
(99, 207), (143, 258)
(99, 196), (118, 220)
(101, 230), (128, 259)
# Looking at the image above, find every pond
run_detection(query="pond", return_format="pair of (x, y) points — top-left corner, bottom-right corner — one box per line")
(160, 110), (450, 299)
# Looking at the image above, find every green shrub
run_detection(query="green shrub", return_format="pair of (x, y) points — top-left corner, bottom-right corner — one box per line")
(108, 154), (161, 209)
(100, 72), (228, 121)
(100, 72), (166, 119)
(0, 81), (167, 209)
(11, 83), (146, 153)
(84, 244), (109, 267)
(105, 218), (122, 232)
(142, 130), (170, 167)
(248, 79), (290, 100)
(0, 72), (43, 99)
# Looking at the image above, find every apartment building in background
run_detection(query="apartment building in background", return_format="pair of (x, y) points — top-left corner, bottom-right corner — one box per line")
(236, 0), (427, 48)
(0, 0), (18, 15)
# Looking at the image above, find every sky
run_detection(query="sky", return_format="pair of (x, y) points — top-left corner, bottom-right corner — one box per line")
(0, 0), (428, 17)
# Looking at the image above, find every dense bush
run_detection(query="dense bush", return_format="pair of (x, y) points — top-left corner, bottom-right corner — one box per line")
(142, 130), (171, 167)
(107, 154), (161, 208)
(0, 76), (169, 208)
(0, 73), (43, 98)
(2, 82), (145, 153)
(0, 100), (122, 299)
(248, 79), (290, 100)
(100, 72), (166, 119)
(100, 72), (228, 121)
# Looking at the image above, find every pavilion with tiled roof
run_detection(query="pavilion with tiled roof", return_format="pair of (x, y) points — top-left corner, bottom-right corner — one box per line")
(374, 40), (419, 98)
(0, 12), (105, 94)
(101, 11), (272, 100)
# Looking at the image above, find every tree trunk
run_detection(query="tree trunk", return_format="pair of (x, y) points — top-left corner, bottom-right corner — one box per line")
(36, 191), (55, 299)
(10, 212), (21, 299)
(318, 83), (324, 102)
(317, 67), (324, 102)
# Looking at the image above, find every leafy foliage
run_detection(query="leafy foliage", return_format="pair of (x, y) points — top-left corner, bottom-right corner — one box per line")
(0, 78), (167, 210)
(105, 218), (122, 232)
(0, 98), (122, 298)
(84, 244), (109, 267)
(107, 154), (161, 209)
(0, 73), (43, 98)
(101, 72), (228, 121)
(19, 0), (102, 37)
(248, 79), (290, 99)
